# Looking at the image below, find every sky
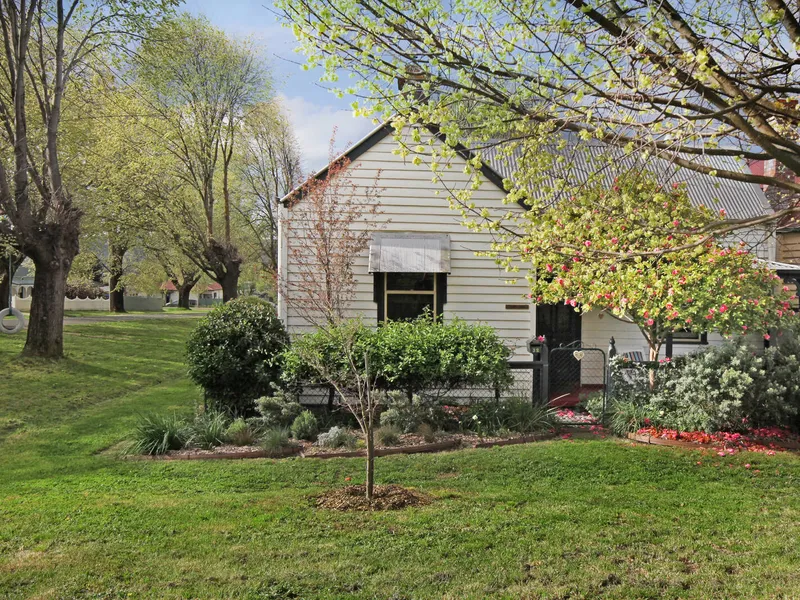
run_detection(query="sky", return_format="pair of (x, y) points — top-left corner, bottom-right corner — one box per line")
(183, 0), (376, 172)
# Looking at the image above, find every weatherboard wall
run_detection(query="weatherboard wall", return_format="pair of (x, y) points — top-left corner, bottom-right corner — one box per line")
(281, 129), (536, 358)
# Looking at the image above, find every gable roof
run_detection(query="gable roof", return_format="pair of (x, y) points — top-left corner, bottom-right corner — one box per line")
(280, 122), (505, 205)
(285, 123), (771, 221)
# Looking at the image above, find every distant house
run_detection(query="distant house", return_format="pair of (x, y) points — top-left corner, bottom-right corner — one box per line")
(749, 158), (800, 266)
(278, 124), (799, 362)
(10, 265), (33, 300)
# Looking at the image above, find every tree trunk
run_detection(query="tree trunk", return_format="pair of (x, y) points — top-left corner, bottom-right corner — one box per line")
(178, 284), (193, 309)
(220, 262), (240, 302)
(23, 260), (69, 358)
(648, 344), (660, 390)
(365, 424), (375, 502)
(108, 243), (127, 313)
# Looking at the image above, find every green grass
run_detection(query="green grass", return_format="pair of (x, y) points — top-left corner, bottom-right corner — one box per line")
(1, 322), (799, 599)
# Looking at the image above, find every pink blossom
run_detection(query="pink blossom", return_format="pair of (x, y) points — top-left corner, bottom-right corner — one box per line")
(672, 220), (680, 227)
(611, 237), (619, 244)
(745, 464), (751, 469)
(546, 264), (554, 273)
(719, 305), (728, 313)
(646, 318), (655, 326)
(764, 333), (771, 341)
(584, 240), (592, 247)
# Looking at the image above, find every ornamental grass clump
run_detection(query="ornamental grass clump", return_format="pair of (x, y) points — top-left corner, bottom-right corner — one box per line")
(376, 424), (401, 446)
(189, 410), (229, 450)
(226, 418), (258, 446)
(128, 413), (188, 455)
(261, 427), (296, 457)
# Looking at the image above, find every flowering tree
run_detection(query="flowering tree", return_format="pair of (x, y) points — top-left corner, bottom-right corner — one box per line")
(522, 175), (796, 362)
(281, 135), (384, 501)
(282, 135), (383, 324)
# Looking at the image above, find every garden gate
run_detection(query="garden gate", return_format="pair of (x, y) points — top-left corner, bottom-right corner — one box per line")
(546, 343), (607, 412)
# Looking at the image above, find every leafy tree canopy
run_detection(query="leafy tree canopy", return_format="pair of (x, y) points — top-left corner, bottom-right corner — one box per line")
(278, 0), (800, 244)
(522, 174), (796, 358)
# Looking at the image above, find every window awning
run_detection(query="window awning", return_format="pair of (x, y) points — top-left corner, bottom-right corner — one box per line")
(368, 233), (451, 273)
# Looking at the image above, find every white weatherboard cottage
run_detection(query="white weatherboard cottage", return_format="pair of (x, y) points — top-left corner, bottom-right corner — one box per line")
(277, 124), (800, 401)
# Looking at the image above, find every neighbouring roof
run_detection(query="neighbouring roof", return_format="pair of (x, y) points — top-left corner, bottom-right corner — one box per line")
(285, 123), (771, 221)
(481, 136), (771, 221)
(763, 259), (800, 276)
(10, 265), (32, 285)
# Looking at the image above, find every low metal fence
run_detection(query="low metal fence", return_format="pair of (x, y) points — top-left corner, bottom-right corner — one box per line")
(297, 361), (540, 407)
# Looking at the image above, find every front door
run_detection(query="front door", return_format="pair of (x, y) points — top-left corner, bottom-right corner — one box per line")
(536, 303), (582, 349)
(536, 304), (582, 399)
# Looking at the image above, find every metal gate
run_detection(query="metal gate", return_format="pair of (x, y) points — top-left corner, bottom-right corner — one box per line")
(547, 343), (607, 412)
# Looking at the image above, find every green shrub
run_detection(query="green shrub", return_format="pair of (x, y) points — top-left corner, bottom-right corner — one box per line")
(261, 427), (295, 456)
(369, 316), (513, 398)
(186, 298), (289, 416)
(376, 424), (401, 446)
(579, 392), (606, 421)
(416, 423), (436, 443)
(226, 418), (258, 446)
(607, 337), (800, 434)
(651, 338), (800, 432)
(378, 391), (449, 433)
(189, 410), (229, 450)
(128, 413), (188, 455)
(317, 426), (356, 449)
(255, 392), (303, 429)
(291, 410), (319, 441)
(282, 316), (513, 402)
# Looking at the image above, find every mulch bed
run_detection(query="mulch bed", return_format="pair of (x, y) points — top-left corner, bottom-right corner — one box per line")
(628, 428), (800, 454)
(315, 484), (431, 511)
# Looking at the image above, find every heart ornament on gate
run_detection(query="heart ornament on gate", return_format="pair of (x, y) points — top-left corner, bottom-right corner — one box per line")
(573, 350), (585, 361)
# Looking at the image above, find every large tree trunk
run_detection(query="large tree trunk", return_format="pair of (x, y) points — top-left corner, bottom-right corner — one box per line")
(178, 281), (195, 309)
(220, 265), (240, 303)
(207, 240), (242, 302)
(24, 259), (70, 358)
(108, 243), (127, 313)
(20, 219), (80, 358)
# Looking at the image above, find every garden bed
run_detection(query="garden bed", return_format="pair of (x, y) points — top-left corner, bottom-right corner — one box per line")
(628, 427), (800, 454)
(128, 430), (565, 461)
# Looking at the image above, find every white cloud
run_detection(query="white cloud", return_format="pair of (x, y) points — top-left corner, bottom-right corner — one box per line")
(276, 93), (377, 173)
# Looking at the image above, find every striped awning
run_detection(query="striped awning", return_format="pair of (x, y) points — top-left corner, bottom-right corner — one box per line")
(368, 233), (451, 273)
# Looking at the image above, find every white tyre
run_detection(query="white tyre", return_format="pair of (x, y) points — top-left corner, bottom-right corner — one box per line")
(0, 308), (25, 334)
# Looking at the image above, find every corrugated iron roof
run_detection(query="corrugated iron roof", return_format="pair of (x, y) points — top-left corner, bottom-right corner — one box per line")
(481, 136), (771, 220)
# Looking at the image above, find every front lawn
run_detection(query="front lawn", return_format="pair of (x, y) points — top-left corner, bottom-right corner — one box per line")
(1, 321), (799, 599)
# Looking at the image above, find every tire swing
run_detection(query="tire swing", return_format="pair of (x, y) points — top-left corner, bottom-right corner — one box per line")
(1, 255), (24, 335)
